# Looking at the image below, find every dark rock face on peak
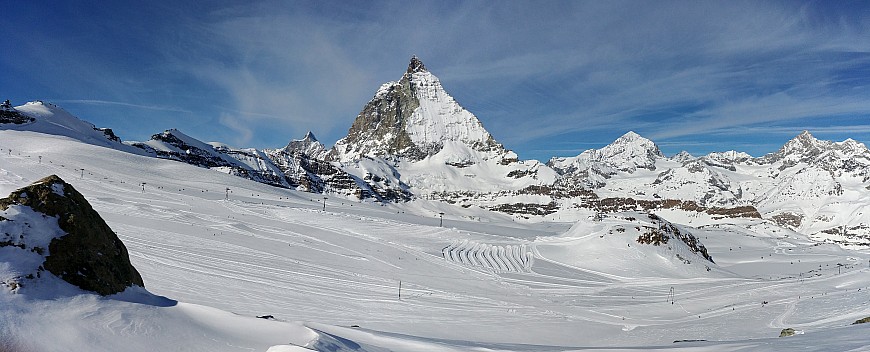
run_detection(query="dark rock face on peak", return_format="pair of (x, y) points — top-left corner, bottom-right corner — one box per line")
(331, 67), (426, 161)
(407, 56), (427, 74)
(0, 175), (144, 295)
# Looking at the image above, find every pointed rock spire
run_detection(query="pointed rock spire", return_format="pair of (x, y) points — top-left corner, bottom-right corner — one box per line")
(332, 55), (502, 162)
(784, 130), (824, 151)
(302, 131), (318, 142)
(282, 131), (327, 158)
(407, 56), (427, 74)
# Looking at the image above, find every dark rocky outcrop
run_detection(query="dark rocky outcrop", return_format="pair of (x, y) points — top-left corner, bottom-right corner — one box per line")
(0, 175), (144, 295)
(637, 213), (714, 263)
(0, 100), (35, 125)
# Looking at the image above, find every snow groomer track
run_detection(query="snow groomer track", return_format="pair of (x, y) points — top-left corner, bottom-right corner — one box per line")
(442, 240), (533, 273)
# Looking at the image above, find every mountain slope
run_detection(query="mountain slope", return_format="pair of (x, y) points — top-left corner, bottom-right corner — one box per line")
(3, 101), (138, 153)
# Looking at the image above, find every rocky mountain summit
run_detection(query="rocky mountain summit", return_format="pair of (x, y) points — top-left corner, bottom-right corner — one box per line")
(0, 175), (144, 295)
(331, 56), (503, 163)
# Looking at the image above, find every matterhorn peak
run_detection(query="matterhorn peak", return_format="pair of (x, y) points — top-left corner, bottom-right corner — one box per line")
(406, 56), (427, 74)
(331, 56), (502, 162)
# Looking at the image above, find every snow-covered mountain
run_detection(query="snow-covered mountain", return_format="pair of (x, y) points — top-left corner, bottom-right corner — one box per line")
(746, 131), (870, 244)
(549, 131), (664, 175)
(331, 56), (503, 163)
(545, 130), (870, 245)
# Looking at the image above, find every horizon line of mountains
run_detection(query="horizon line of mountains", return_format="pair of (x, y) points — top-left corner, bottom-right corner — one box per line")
(2, 57), (870, 246)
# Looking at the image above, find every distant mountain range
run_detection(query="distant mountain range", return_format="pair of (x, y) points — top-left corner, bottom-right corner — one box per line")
(3, 57), (869, 246)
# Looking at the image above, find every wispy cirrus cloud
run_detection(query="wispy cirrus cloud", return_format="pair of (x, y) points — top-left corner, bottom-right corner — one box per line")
(50, 99), (192, 113)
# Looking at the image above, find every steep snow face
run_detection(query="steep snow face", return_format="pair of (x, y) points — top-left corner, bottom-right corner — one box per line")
(403, 67), (501, 157)
(548, 131), (665, 179)
(4, 101), (136, 152)
(332, 57), (503, 163)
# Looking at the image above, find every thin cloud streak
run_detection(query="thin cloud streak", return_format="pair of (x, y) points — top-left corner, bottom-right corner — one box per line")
(51, 99), (192, 114)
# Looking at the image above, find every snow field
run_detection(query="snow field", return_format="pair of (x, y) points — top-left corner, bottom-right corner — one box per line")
(2, 131), (870, 351)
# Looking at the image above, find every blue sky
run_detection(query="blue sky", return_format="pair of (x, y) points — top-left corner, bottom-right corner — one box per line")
(2, 1), (870, 161)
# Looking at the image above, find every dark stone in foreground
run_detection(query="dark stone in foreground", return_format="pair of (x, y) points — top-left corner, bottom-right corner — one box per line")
(0, 175), (144, 295)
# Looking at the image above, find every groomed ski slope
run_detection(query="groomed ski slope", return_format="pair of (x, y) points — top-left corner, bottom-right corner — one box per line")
(2, 130), (870, 351)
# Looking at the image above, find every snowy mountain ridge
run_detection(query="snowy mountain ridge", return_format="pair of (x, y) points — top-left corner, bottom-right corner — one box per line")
(3, 57), (870, 246)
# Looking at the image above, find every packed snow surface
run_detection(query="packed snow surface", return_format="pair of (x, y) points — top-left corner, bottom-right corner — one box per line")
(2, 130), (870, 351)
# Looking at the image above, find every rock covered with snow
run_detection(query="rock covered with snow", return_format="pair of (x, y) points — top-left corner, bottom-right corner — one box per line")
(0, 175), (144, 295)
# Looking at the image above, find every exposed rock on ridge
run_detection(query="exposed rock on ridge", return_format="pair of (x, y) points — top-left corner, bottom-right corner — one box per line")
(0, 100), (35, 124)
